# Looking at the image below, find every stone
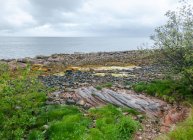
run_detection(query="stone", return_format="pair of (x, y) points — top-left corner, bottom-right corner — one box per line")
(125, 85), (131, 89)
(50, 91), (62, 98)
(65, 88), (74, 92)
(83, 103), (91, 109)
(65, 70), (73, 75)
(15, 106), (22, 110)
(43, 125), (49, 130)
(76, 99), (85, 106)
(66, 99), (76, 105)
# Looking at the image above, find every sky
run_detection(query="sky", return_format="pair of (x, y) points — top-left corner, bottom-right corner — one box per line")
(0, 0), (189, 37)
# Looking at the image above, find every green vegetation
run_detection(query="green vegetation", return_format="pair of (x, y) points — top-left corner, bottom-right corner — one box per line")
(133, 80), (193, 103)
(86, 105), (140, 140)
(0, 64), (49, 139)
(0, 63), (139, 139)
(151, 0), (193, 88)
(95, 82), (113, 90)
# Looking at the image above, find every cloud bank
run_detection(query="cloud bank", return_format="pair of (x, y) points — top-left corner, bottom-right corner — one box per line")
(0, 0), (188, 37)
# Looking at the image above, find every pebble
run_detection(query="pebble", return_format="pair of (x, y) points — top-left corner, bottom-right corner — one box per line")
(39, 64), (164, 91)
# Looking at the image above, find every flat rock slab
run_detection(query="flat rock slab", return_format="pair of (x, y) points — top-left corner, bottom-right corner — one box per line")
(47, 87), (167, 117)
(77, 87), (167, 116)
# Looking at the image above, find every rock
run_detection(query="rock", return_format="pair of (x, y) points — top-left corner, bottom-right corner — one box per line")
(123, 112), (129, 116)
(65, 70), (73, 75)
(65, 88), (74, 92)
(76, 99), (85, 106)
(145, 124), (151, 128)
(66, 99), (76, 105)
(15, 106), (22, 110)
(50, 91), (62, 98)
(60, 100), (66, 104)
(83, 103), (91, 109)
(125, 85), (131, 90)
(137, 115), (144, 120)
(75, 87), (167, 116)
(47, 97), (54, 101)
(43, 125), (49, 130)
(55, 101), (60, 104)
(46, 101), (55, 105)
(8, 61), (27, 70)
(36, 55), (47, 59)
(161, 107), (189, 132)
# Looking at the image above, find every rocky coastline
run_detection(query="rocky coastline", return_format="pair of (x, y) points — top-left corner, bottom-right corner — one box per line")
(1, 50), (182, 140)
(1, 50), (166, 92)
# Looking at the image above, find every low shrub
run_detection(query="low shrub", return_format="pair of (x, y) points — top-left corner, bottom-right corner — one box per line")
(133, 80), (193, 103)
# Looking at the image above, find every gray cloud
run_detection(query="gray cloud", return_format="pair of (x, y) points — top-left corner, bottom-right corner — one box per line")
(29, 0), (85, 23)
(0, 0), (192, 37)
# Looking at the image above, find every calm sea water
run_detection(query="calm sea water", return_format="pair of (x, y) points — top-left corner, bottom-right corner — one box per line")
(0, 37), (151, 59)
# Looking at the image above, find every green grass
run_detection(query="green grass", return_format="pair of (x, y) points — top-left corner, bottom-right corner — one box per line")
(0, 63), (139, 140)
(0, 64), (49, 139)
(133, 80), (193, 103)
(47, 114), (91, 140)
(86, 105), (140, 140)
(95, 82), (113, 90)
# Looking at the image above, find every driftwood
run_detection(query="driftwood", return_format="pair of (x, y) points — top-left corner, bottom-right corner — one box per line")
(48, 87), (167, 116)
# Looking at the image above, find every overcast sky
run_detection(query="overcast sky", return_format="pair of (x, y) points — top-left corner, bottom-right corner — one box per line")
(0, 0), (190, 37)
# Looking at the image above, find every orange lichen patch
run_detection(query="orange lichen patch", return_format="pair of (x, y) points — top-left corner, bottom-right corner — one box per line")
(31, 64), (50, 72)
(66, 66), (81, 71)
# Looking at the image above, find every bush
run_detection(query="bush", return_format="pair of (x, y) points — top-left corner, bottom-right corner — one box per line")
(151, 0), (193, 87)
(133, 80), (193, 102)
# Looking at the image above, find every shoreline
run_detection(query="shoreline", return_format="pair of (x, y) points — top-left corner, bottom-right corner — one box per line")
(1, 50), (154, 67)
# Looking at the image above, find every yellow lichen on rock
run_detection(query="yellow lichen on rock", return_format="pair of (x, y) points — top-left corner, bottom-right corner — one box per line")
(31, 64), (50, 72)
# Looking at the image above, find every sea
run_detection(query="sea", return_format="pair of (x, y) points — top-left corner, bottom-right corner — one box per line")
(0, 37), (152, 59)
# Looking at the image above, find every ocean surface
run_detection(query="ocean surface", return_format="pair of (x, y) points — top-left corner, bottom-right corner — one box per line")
(0, 37), (151, 59)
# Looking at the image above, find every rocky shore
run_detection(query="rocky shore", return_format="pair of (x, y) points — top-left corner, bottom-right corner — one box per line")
(1, 50), (182, 140)
(1, 50), (166, 91)
(39, 64), (165, 91)
(1, 50), (155, 68)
